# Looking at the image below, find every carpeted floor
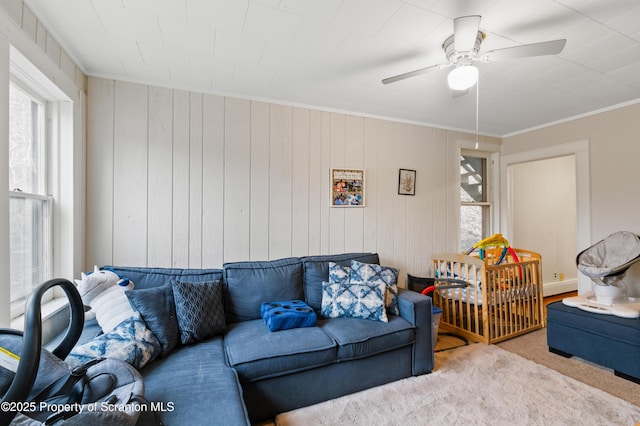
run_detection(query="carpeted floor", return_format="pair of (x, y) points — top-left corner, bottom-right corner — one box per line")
(435, 326), (640, 408)
(496, 328), (640, 408)
(260, 328), (640, 425)
(433, 331), (471, 353)
(275, 342), (640, 425)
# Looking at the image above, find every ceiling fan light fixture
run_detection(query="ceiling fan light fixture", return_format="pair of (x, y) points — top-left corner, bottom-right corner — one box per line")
(447, 65), (478, 91)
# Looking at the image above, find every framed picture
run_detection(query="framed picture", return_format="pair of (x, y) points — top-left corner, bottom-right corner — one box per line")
(398, 169), (416, 196)
(331, 168), (365, 207)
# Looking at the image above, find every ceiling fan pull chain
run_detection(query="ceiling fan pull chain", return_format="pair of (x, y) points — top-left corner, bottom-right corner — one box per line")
(475, 77), (479, 150)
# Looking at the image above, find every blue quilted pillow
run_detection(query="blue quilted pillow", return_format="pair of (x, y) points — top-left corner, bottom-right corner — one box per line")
(172, 280), (226, 345)
(260, 300), (317, 331)
(66, 312), (161, 370)
(321, 280), (388, 322)
(328, 262), (351, 284)
(350, 260), (400, 316)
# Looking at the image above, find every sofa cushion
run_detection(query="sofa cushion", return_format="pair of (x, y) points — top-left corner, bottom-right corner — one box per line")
(319, 316), (415, 361)
(224, 258), (304, 322)
(126, 284), (180, 356)
(141, 337), (251, 426)
(321, 280), (388, 322)
(102, 265), (224, 290)
(172, 280), (227, 344)
(224, 319), (336, 383)
(301, 253), (379, 311)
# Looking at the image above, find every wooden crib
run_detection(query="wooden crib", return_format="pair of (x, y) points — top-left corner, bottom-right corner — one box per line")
(432, 249), (544, 344)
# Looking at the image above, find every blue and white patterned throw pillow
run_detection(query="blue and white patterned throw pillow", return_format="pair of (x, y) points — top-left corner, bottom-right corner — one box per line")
(321, 280), (388, 322)
(172, 280), (226, 345)
(328, 262), (351, 284)
(350, 260), (400, 316)
(66, 312), (161, 370)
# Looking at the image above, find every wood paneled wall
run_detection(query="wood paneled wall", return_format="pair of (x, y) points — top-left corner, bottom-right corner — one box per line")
(86, 77), (486, 284)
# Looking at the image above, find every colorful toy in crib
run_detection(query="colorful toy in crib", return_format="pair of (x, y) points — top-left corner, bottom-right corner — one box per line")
(465, 233), (519, 265)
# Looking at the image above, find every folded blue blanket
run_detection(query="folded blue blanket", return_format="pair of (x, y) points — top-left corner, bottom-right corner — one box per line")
(260, 300), (317, 332)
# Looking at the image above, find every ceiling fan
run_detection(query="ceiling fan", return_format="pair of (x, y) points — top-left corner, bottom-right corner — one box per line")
(381, 15), (567, 91)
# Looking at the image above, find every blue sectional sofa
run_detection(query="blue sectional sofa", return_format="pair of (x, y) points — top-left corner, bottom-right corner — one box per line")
(77, 253), (433, 425)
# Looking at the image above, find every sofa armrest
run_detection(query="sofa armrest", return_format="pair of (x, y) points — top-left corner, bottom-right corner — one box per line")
(397, 288), (434, 375)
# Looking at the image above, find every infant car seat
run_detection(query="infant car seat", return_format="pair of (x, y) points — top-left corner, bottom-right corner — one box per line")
(0, 279), (153, 425)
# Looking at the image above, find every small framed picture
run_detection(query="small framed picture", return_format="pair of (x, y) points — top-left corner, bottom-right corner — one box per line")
(331, 168), (365, 207)
(398, 169), (416, 196)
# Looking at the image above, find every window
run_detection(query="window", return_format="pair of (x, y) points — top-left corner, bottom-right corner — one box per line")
(9, 81), (52, 318)
(460, 153), (491, 252)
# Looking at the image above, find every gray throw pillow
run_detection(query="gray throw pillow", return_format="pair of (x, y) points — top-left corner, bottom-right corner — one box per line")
(126, 284), (180, 356)
(172, 280), (227, 345)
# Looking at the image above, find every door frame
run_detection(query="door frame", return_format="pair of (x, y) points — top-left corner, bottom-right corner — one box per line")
(500, 139), (591, 294)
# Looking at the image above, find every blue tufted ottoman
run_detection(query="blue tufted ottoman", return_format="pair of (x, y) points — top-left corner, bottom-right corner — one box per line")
(546, 301), (640, 383)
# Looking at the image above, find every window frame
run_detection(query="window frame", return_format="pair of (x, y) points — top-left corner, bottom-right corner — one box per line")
(8, 77), (54, 319)
(1, 42), (80, 334)
(460, 150), (493, 252)
(8, 191), (53, 318)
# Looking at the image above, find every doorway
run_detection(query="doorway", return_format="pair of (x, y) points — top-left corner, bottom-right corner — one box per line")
(508, 156), (577, 296)
(500, 139), (591, 295)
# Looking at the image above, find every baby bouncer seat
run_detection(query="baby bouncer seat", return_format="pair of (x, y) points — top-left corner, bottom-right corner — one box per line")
(563, 230), (640, 318)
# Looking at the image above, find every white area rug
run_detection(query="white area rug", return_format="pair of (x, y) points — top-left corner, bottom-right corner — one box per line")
(275, 344), (640, 426)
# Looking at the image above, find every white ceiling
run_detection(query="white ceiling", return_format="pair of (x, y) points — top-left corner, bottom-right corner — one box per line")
(24, 0), (640, 136)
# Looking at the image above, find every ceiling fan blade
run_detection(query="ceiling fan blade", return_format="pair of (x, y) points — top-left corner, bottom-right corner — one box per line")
(481, 39), (566, 62)
(453, 15), (481, 52)
(381, 63), (448, 85)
